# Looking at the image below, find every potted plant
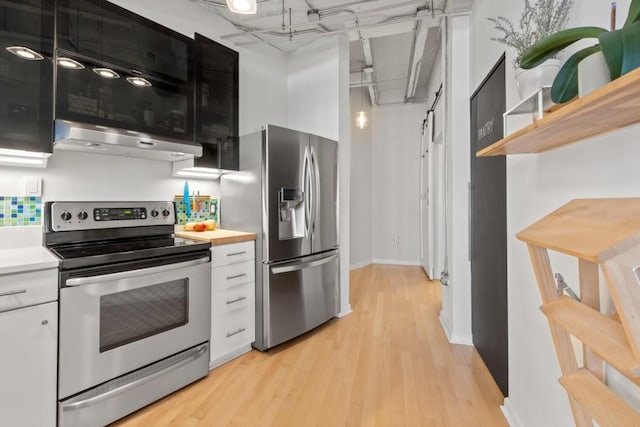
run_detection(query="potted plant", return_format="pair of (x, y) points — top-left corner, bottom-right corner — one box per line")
(489, 0), (574, 99)
(520, 0), (640, 103)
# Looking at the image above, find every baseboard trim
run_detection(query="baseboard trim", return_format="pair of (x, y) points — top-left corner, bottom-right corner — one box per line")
(337, 304), (352, 318)
(209, 344), (252, 370)
(450, 333), (473, 346)
(350, 260), (372, 270)
(372, 258), (421, 266)
(439, 313), (452, 341)
(501, 398), (524, 427)
(438, 314), (473, 346)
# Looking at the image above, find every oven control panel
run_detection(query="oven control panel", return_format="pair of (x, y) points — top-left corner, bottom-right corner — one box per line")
(49, 202), (175, 232)
(94, 207), (147, 221)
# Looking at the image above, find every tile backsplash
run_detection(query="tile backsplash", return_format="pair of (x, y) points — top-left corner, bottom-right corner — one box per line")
(0, 196), (42, 227)
(174, 196), (219, 225)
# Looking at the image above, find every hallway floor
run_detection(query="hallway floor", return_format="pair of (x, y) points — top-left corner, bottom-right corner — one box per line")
(115, 265), (507, 426)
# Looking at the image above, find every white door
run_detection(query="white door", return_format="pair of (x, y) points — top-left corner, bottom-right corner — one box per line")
(420, 111), (435, 279)
(0, 302), (58, 427)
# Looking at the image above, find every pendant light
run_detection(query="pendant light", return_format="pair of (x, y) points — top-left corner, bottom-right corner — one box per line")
(356, 69), (368, 130)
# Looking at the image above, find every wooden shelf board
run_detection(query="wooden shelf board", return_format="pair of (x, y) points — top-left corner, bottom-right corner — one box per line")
(477, 67), (640, 157)
(542, 297), (640, 382)
(517, 198), (640, 262)
(559, 369), (640, 426)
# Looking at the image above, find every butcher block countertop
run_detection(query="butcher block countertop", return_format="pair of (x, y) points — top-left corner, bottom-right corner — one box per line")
(175, 227), (257, 246)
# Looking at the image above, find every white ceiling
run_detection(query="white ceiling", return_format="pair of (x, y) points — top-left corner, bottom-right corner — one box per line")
(193, 0), (471, 105)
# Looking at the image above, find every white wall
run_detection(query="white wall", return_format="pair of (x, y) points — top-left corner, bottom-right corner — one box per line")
(370, 103), (426, 265)
(286, 35), (352, 316)
(439, 15), (472, 345)
(349, 88), (373, 269)
(0, 0), (289, 248)
(470, 1), (640, 425)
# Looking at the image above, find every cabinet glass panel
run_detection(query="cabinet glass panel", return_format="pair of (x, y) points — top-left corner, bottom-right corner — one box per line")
(56, 54), (192, 140)
(56, 0), (191, 85)
(0, 0), (54, 153)
(195, 34), (238, 170)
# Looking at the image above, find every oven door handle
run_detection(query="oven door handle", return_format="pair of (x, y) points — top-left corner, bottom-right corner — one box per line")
(65, 257), (210, 287)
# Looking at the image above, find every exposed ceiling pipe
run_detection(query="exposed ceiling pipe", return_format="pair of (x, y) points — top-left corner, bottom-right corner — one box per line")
(304, 0), (332, 32)
(404, 1), (447, 103)
(221, 0), (426, 39)
(233, 11), (440, 46)
(403, 19), (421, 104)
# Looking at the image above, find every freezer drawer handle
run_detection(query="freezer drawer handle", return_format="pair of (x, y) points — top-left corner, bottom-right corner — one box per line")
(270, 253), (338, 275)
(60, 344), (208, 412)
(226, 251), (247, 257)
(66, 257), (210, 287)
(226, 273), (247, 280)
(226, 327), (246, 338)
(0, 289), (27, 297)
(226, 296), (247, 305)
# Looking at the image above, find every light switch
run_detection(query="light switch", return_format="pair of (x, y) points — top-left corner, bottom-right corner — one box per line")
(24, 177), (42, 196)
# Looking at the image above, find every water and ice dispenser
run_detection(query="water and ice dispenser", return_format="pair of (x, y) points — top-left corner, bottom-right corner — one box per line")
(278, 188), (304, 240)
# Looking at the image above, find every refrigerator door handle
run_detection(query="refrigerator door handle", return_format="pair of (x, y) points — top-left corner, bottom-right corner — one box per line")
(303, 146), (311, 237)
(270, 252), (339, 275)
(310, 146), (320, 236)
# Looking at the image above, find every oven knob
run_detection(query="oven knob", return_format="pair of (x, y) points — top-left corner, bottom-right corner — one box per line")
(162, 209), (170, 217)
(61, 211), (72, 221)
(150, 209), (159, 217)
(78, 211), (88, 220)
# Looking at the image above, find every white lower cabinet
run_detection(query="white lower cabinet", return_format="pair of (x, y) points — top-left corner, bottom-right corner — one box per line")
(0, 301), (58, 427)
(210, 241), (256, 369)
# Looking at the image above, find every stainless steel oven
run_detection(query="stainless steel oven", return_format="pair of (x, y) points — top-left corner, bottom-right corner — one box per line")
(45, 201), (212, 427)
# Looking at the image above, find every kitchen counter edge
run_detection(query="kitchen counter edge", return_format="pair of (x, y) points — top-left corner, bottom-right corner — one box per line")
(175, 228), (257, 246)
(0, 247), (59, 276)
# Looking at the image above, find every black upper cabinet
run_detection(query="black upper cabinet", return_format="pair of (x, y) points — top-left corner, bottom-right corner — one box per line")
(0, 0), (54, 153)
(195, 34), (239, 171)
(55, 0), (194, 141)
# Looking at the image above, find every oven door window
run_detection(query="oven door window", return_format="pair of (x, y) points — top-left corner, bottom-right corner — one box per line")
(99, 279), (189, 352)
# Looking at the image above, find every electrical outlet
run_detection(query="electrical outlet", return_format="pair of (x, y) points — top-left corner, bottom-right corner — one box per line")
(393, 236), (400, 245)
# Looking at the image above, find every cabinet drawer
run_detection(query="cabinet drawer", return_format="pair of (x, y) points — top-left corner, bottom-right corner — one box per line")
(212, 260), (255, 291)
(213, 282), (254, 315)
(211, 305), (255, 360)
(0, 269), (58, 313)
(211, 241), (254, 268)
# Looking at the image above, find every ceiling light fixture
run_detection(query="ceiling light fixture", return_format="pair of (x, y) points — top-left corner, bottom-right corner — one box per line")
(226, 0), (256, 14)
(126, 76), (152, 87)
(356, 69), (368, 130)
(57, 57), (85, 69)
(6, 46), (44, 61)
(93, 67), (120, 79)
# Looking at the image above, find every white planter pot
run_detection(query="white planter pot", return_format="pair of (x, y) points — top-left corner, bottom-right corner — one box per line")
(578, 51), (611, 97)
(515, 58), (561, 99)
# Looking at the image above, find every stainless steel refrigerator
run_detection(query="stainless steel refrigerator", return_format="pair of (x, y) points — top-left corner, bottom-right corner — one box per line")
(221, 124), (339, 350)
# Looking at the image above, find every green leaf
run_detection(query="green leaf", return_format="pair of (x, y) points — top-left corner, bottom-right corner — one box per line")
(520, 27), (608, 69)
(551, 45), (602, 104)
(624, 0), (640, 26)
(600, 21), (640, 79)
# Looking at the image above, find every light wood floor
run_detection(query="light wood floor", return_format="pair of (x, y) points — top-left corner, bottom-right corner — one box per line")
(114, 265), (507, 427)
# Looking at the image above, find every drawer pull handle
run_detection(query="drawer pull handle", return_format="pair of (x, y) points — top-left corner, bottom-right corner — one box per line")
(0, 289), (27, 298)
(226, 327), (246, 338)
(226, 273), (247, 280)
(226, 296), (247, 305)
(226, 251), (247, 257)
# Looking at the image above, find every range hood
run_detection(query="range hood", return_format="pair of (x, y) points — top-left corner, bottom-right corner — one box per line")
(54, 120), (202, 162)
